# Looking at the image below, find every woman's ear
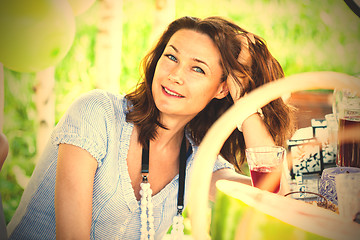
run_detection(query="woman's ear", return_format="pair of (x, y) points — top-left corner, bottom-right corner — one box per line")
(214, 82), (229, 99)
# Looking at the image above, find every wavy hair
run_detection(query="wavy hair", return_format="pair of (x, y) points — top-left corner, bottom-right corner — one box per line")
(125, 16), (295, 172)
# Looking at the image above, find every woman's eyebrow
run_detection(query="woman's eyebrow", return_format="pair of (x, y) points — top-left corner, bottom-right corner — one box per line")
(192, 58), (209, 68)
(168, 44), (210, 68)
(168, 45), (178, 52)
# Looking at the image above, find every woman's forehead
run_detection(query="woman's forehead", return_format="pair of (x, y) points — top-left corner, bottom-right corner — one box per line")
(166, 29), (222, 66)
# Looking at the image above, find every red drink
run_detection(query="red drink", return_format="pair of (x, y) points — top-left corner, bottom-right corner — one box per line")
(337, 118), (360, 168)
(250, 166), (281, 193)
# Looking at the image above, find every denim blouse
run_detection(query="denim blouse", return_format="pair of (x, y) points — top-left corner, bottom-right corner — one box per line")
(7, 89), (234, 239)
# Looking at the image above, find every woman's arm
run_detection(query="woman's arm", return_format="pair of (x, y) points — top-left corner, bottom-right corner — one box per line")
(210, 33), (280, 200)
(55, 143), (98, 239)
(210, 114), (289, 200)
(209, 115), (276, 201)
(241, 113), (275, 148)
(240, 114), (290, 195)
(227, 33), (276, 148)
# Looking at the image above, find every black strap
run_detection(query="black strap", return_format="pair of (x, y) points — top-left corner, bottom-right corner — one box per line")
(141, 133), (188, 215)
(141, 141), (149, 173)
(141, 140), (149, 183)
(177, 134), (187, 214)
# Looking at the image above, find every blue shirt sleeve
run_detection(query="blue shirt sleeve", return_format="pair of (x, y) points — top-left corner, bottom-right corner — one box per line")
(213, 155), (235, 172)
(186, 140), (235, 173)
(51, 89), (115, 167)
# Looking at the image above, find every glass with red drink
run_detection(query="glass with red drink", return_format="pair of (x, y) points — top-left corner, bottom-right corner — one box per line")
(245, 146), (285, 193)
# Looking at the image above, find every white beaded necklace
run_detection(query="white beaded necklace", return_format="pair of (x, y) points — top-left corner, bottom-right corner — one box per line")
(140, 180), (155, 240)
(140, 134), (188, 239)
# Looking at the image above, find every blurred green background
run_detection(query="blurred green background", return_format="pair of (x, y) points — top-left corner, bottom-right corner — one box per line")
(1, 0), (359, 224)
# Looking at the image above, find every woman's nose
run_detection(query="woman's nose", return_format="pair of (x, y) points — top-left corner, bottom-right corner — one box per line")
(168, 66), (184, 85)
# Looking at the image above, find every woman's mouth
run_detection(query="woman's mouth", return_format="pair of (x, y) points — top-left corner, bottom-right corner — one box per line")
(162, 86), (184, 98)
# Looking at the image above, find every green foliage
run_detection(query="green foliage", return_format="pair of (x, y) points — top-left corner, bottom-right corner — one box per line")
(226, 0), (360, 76)
(1, 70), (36, 223)
(1, 0), (359, 225)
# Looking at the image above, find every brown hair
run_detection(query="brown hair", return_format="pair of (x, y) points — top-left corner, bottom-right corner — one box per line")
(125, 16), (295, 172)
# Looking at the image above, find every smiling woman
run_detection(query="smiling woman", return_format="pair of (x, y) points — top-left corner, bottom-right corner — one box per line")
(7, 16), (294, 239)
(151, 29), (226, 120)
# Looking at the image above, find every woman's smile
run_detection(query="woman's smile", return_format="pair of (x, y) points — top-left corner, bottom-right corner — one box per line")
(162, 85), (185, 98)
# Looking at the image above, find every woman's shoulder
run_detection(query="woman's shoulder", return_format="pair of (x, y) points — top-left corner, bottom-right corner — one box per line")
(55, 89), (130, 133)
(76, 89), (125, 105)
(71, 89), (128, 114)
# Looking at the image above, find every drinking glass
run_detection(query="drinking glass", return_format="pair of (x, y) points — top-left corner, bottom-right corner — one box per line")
(335, 172), (360, 221)
(333, 89), (360, 168)
(245, 146), (285, 193)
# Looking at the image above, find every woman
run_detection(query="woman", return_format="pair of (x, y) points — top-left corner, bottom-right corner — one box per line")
(7, 16), (294, 239)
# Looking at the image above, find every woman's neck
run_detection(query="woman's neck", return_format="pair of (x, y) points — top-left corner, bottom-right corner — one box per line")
(151, 125), (185, 153)
(152, 113), (190, 151)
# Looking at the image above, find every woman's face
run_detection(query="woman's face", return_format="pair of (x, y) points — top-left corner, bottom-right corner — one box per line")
(152, 29), (227, 121)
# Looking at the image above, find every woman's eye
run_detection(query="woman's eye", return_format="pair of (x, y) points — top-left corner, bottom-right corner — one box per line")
(193, 67), (205, 74)
(165, 54), (177, 62)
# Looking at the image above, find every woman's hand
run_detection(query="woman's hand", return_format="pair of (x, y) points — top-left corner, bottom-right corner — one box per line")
(55, 143), (97, 239)
(226, 33), (275, 147)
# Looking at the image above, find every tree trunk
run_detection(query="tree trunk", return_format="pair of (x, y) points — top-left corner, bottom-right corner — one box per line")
(95, 0), (123, 93)
(150, 0), (176, 45)
(34, 67), (55, 162)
